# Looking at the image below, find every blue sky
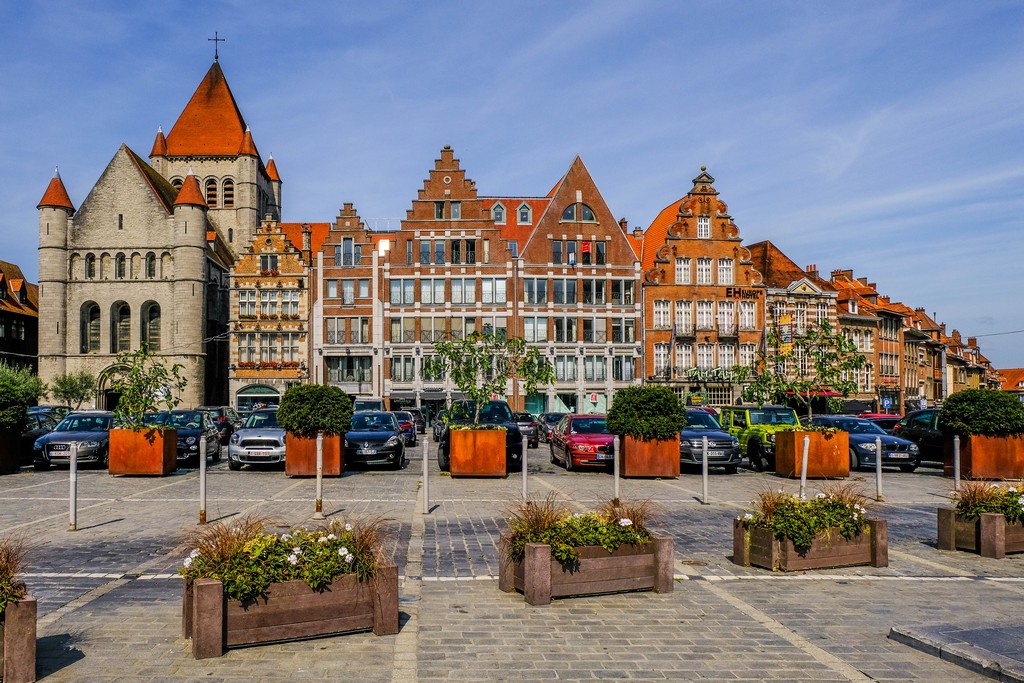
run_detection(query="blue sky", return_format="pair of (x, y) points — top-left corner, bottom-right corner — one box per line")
(2, 1), (1022, 368)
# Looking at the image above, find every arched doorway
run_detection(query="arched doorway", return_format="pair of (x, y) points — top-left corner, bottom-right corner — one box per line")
(97, 365), (125, 411)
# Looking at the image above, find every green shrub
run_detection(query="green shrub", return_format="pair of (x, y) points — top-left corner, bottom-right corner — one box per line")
(738, 482), (871, 553)
(938, 389), (1024, 437)
(606, 385), (687, 442)
(276, 384), (353, 438)
(0, 373), (28, 434)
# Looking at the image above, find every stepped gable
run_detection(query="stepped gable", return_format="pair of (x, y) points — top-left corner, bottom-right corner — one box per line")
(165, 61), (251, 157)
(37, 168), (75, 210)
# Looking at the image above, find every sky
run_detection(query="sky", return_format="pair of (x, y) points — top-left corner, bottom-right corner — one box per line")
(1, 1), (1022, 369)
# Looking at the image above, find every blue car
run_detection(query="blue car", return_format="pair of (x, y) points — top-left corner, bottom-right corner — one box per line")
(345, 411), (405, 469)
(808, 415), (920, 472)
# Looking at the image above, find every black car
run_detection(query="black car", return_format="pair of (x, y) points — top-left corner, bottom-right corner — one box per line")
(410, 408), (427, 434)
(344, 411), (405, 469)
(436, 400), (523, 472)
(197, 405), (242, 445)
(432, 409), (448, 442)
(513, 412), (540, 448)
(809, 415), (920, 472)
(33, 411), (116, 470)
(28, 405), (72, 422)
(391, 410), (418, 446)
(150, 410), (222, 467)
(679, 409), (742, 472)
(538, 412), (567, 443)
(893, 408), (943, 463)
(19, 412), (59, 465)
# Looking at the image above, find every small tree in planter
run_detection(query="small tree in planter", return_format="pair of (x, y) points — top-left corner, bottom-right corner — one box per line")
(423, 332), (554, 476)
(108, 347), (188, 475)
(0, 371), (29, 475)
(607, 385), (687, 478)
(49, 371), (96, 410)
(276, 384), (353, 476)
(937, 389), (1024, 479)
(0, 534), (36, 681)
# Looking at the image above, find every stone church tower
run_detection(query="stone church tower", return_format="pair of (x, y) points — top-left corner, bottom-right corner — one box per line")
(37, 59), (275, 408)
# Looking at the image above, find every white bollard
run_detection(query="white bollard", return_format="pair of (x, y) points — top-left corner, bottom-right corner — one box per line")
(421, 433), (429, 515)
(701, 435), (709, 505)
(874, 435), (884, 502)
(199, 435), (207, 524)
(613, 435), (620, 502)
(799, 434), (810, 499)
(313, 431), (325, 519)
(953, 435), (961, 492)
(521, 433), (529, 500)
(69, 442), (78, 531)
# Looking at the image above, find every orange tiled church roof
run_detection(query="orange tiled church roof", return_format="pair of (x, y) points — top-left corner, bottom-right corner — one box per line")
(165, 62), (252, 157)
(174, 172), (208, 208)
(37, 168), (75, 210)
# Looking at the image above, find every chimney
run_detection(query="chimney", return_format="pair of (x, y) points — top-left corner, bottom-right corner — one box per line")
(301, 223), (311, 251)
(805, 264), (818, 278)
(633, 227), (643, 240)
(968, 337), (977, 347)
(618, 217), (628, 231)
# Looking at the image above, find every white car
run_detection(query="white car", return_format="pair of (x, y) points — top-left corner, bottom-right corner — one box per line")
(227, 408), (285, 470)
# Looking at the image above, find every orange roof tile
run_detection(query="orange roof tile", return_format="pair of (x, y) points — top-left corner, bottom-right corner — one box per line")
(165, 62), (252, 157)
(238, 127), (258, 156)
(37, 168), (75, 210)
(746, 240), (834, 291)
(641, 197), (684, 272)
(150, 127), (167, 157)
(266, 156), (281, 182)
(174, 172), (208, 208)
(0, 261), (38, 317)
(280, 222), (331, 259)
(999, 368), (1024, 391)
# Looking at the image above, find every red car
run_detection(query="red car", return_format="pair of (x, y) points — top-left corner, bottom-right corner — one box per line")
(548, 414), (615, 471)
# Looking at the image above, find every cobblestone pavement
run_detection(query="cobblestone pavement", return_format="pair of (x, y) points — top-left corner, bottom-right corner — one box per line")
(2, 442), (1019, 681)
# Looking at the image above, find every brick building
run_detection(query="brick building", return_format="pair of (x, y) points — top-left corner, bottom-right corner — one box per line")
(0, 261), (39, 372)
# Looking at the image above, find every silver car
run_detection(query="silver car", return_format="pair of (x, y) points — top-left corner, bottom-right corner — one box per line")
(227, 408), (285, 470)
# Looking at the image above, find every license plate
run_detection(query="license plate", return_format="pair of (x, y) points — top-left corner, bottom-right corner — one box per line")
(596, 453), (613, 460)
(358, 448), (377, 455)
(887, 453), (909, 458)
(705, 450), (725, 457)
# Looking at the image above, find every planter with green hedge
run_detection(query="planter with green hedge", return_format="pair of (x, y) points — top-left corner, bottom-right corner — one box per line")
(938, 389), (1024, 479)
(606, 385), (686, 478)
(0, 372), (28, 475)
(276, 384), (353, 477)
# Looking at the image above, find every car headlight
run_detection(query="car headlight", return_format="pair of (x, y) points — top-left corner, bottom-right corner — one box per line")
(34, 439), (43, 450)
(731, 438), (740, 447)
(385, 436), (399, 447)
(766, 434), (776, 443)
(186, 436), (197, 445)
(909, 444), (919, 452)
(80, 440), (101, 449)
(857, 442), (877, 452)
(230, 433), (240, 445)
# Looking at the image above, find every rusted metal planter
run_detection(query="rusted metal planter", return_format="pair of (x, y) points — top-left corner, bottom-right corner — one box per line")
(498, 533), (674, 605)
(183, 565), (399, 659)
(936, 507), (1024, 559)
(775, 431), (850, 479)
(732, 518), (888, 571)
(942, 435), (1024, 480)
(285, 433), (342, 477)
(1, 595), (37, 682)
(621, 436), (680, 478)
(450, 429), (506, 477)
(108, 428), (177, 475)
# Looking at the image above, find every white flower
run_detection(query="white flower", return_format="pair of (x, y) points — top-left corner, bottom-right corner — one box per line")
(816, 493), (826, 499)
(345, 523), (353, 531)
(292, 547), (301, 555)
(1008, 487), (1017, 493)
(281, 533), (290, 540)
(573, 512), (584, 518)
(327, 534), (336, 540)
(287, 554), (299, 565)
(345, 553), (354, 563)
(183, 556), (193, 568)
(618, 518), (633, 527)
(318, 536), (330, 543)
(189, 549), (200, 559)
(743, 512), (754, 521)
(338, 547), (349, 557)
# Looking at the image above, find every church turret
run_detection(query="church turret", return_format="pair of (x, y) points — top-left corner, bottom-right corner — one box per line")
(266, 154), (282, 219)
(37, 167), (75, 380)
(171, 169), (210, 378)
(149, 126), (168, 176)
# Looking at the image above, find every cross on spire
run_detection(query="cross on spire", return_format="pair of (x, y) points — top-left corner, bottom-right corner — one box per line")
(208, 31), (225, 61)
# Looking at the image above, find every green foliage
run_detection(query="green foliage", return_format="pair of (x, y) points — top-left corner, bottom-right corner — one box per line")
(50, 371), (97, 410)
(742, 320), (864, 420)
(952, 481), (1024, 524)
(938, 389), (1024, 437)
(0, 362), (44, 432)
(109, 348), (188, 429)
(423, 333), (554, 423)
(276, 384), (353, 438)
(0, 534), (29, 612)
(503, 495), (654, 567)
(738, 483), (871, 553)
(606, 384), (687, 442)
(179, 517), (390, 604)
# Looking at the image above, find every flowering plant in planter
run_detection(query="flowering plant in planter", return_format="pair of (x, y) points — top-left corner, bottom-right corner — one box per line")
(179, 516), (390, 604)
(737, 483), (870, 553)
(0, 534), (29, 613)
(951, 481), (1024, 523)
(503, 495), (654, 567)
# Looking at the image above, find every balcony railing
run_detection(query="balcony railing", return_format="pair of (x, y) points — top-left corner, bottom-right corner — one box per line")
(674, 323), (695, 338)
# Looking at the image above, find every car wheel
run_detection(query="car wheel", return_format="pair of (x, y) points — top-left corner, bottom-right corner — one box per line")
(724, 466), (738, 475)
(899, 465), (918, 473)
(549, 443), (557, 464)
(747, 442), (764, 471)
(565, 450), (573, 472)
(98, 449), (109, 470)
(437, 445), (450, 472)
(211, 443), (221, 462)
(530, 439), (538, 449)
(849, 449), (860, 472)
(391, 452), (404, 470)
(228, 459), (242, 471)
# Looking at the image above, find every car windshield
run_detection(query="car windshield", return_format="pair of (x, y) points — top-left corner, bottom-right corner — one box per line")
(394, 412), (413, 422)
(478, 403), (512, 422)
(244, 411), (279, 429)
(55, 414), (110, 432)
(749, 409), (798, 426)
(514, 413), (533, 422)
(351, 414), (396, 431)
(570, 417), (608, 435)
(829, 418), (886, 435)
(685, 411), (722, 429)
(143, 412), (167, 426)
(542, 413), (566, 424)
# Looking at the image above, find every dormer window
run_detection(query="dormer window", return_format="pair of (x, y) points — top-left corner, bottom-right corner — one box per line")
(492, 203), (506, 224)
(517, 203), (532, 224)
(849, 300), (858, 314)
(17, 287), (26, 304)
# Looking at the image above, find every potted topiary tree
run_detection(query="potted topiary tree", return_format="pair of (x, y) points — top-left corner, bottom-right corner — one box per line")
(276, 384), (353, 477)
(606, 385), (686, 478)
(424, 332), (554, 477)
(108, 347), (187, 476)
(938, 388), (1024, 480)
(0, 368), (29, 475)
(0, 534), (35, 681)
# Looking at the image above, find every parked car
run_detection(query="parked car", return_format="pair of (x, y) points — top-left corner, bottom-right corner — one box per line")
(197, 405), (242, 445)
(513, 412), (540, 448)
(33, 411), (116, 470)
(227, 407), (285, 470)
(28, 405), (72, 422)
(151, 410), (221, 467)
(718, 405), (799, 471)
(679, 409), (742, 472)
(859, 413), (902, 434)
(352, 397), (384, 412)
(436, 400), (523, 472)
(391, 410), (418, 446)
(893, 408), (943, 463)
(808, 415), (920, 472)
(18, 412), (59, 465)
(410, 408), (427, 434)
(432, 409), (448, 442)
(344, 411), (405, 469)
(549, 414), (615, 470)
(538, 412), (568, 443)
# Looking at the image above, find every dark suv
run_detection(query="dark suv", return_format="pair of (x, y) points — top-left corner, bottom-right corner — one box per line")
(436, 400), (523, 472)
(679, 409), (742, 472)
(893, 408), (943, 463)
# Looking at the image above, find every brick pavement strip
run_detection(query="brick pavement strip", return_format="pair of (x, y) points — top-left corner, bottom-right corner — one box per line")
(0, 454), (1013, 680)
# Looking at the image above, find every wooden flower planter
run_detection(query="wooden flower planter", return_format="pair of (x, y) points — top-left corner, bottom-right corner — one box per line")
(449, 429), (506, 477)
(1, 595), (37, 682)
(108, 428), (177, 475)
(732, 518), (888, 571)
(942, 435), (1024, 480)
(775, 431), (850, 479)
(937, 507), (1024, 559)
(0, 437), (19, 475)
(498, 534), (674, 605)
(183, 564), (399, 659)
(285, 433), (342, 476)
(621, 436), (680, 478)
